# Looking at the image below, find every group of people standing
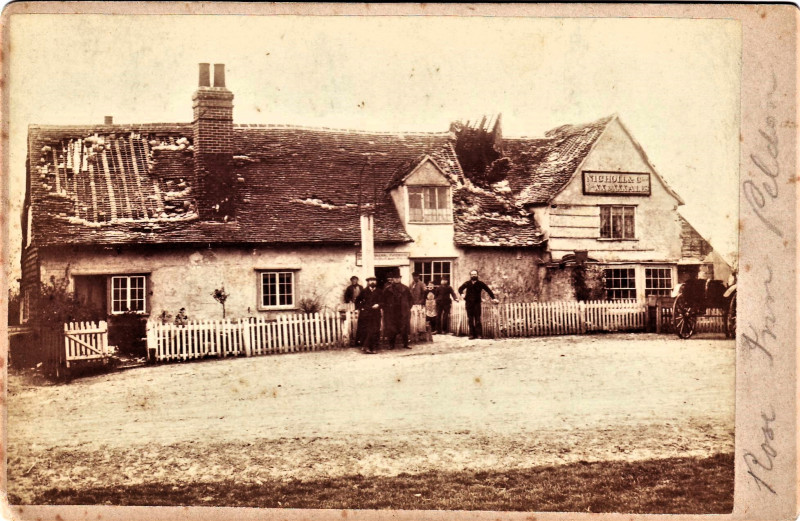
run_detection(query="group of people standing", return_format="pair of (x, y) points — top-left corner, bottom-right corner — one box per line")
(344, 269), (498, 354)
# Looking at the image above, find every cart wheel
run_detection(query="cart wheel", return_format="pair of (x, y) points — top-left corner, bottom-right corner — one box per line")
(673, 295), (696, 339)
(726, 293), (736, 339)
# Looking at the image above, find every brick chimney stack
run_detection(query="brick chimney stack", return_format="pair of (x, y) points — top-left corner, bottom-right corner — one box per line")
(192, 63), (236, 220)
(193, 63), (234, 156)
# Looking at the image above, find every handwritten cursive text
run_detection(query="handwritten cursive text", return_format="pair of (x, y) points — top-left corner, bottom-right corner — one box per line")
(744, 72), (782, 237)
(743, 407), (777, 494)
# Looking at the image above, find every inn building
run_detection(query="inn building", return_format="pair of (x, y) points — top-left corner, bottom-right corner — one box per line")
(20, 63), (725, 333)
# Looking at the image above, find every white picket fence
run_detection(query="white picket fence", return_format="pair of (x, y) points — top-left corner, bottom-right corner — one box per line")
(150, 307), (431, 362)
(149, 312), (348, 362)
(148, 300), (649, 362)
(448, 299), (646, 338)
(655, 300), (727, 334)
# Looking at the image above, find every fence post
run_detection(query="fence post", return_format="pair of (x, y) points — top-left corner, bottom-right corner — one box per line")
(655, 299), (663, 334)
(242, 318), (252, 357)
(216, 320), (223, 358)
(146, 321), (156, 362)
(63, 322), (69, 367)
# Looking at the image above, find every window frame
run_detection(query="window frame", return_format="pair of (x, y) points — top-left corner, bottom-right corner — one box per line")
(645, 266), (675, 297)
(603, 267), (637, 300)
(110, 275), (148, 314)
(412, 260), (453, 285)
(407, 186), (452, 224)
(599, 205), (636, 240)
(258, 270), (297, 310)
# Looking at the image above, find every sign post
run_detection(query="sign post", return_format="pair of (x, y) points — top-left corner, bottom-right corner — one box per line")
(360, 213), (375, 280)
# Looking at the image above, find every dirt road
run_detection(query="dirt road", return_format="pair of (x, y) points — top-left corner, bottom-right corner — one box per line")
(8, 333), (734, 503)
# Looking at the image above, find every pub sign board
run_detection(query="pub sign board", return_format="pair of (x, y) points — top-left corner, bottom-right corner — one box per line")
(582, 171), (651, 196)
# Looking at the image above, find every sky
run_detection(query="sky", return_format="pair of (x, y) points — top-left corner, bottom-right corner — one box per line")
(5, 14), (741, 287)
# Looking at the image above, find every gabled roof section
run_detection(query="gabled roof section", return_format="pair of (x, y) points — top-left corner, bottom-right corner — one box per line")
(386, 154), (455, 190)
(678, 214), (716, 263)
(503, 115), (614, 206)
(612, 117), (684, 205)
(502, 114), (684, 206)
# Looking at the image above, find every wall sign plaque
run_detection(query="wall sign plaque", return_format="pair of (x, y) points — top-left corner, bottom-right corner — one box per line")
(356, 251), (409, 266)
(583, 171), (651, 195)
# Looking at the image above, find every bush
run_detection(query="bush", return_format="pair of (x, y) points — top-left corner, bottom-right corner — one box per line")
(298, 297), (322, 314)
(108, 311), (147, 358)
(572, 265), (590, 302)
(28, 276), (103, 331)
(7, 289), (21, 326)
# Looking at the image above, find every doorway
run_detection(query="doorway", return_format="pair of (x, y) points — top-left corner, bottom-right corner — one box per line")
(375, 266), (400, 289)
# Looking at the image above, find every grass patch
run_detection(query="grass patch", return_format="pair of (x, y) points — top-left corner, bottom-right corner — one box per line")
(24, 453), (733, 512)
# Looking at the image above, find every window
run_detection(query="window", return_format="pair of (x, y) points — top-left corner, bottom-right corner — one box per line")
(646, 267), (673, 297)
(600, 206), (635, 239)
(408, 186), (451, 223)
(260, 271), (295, 309)
(111, 275), (146, 313)
(604, 268), (636, 300)
(413, 260), (452, 285)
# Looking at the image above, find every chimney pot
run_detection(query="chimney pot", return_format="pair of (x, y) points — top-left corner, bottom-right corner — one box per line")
(198, 63), (211, 87)
(213, 64), (226, 88)
(104, 116), (113, 125)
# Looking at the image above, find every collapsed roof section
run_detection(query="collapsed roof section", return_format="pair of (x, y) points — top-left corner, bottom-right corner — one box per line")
(28, 123), (543, 248)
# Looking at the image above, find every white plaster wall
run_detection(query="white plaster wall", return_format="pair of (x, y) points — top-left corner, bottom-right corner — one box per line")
(39, 244), (367, 320)
(549, 119), (683, 263)
(405, 161), (451, 186)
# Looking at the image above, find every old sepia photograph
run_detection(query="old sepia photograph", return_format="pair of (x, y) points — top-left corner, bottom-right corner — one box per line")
(4, 6), (755, 516)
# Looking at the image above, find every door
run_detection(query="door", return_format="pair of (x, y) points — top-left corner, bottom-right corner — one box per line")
(73, 275), (108, 316)
(375, 266), (399, 290)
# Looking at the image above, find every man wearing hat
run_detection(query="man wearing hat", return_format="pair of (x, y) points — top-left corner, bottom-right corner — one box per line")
(381, 269), (413, 349)
(355, 276), (382, 354)
(343, 276), (363, 304)
(458, 269), (499, 339)
(409, 271), (427, 307)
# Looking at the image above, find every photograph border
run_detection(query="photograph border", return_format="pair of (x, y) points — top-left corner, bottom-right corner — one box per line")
(1, 3), (796, 521)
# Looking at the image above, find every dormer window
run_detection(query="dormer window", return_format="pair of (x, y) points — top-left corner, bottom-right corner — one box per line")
(408, 186), (451, 223)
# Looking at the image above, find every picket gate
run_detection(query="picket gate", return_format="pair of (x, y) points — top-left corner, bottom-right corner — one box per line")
(63, 320), (109, 366)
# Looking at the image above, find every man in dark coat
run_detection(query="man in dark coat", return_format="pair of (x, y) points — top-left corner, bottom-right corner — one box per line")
(355, 276), (382, 354)
(434, 278), (459, 334)
(344, 276), (363, 304)
(458, 270), (499, 339)
(382, 270), (413, 349)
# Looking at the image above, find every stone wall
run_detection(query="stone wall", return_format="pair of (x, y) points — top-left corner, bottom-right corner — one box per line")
(537, 264), (606, 302)
(457, 247), (543, 302)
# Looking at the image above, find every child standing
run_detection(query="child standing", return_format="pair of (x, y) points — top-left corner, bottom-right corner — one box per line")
(424, 282), (438, 333)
